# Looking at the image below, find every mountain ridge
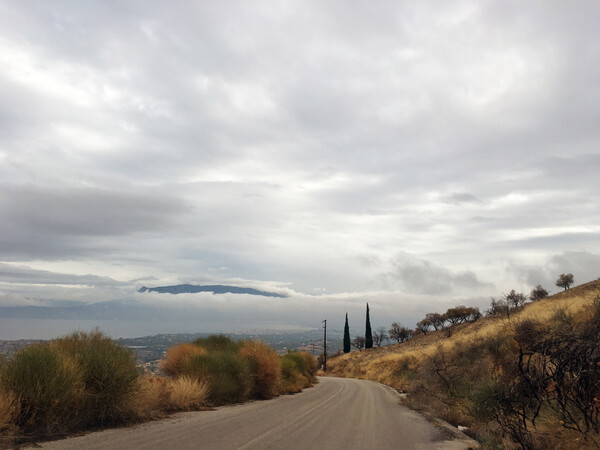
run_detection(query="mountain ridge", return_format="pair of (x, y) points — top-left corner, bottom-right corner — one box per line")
(137, 284), (288, 298)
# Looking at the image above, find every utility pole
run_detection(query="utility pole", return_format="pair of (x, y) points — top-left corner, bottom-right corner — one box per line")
(322, 319), (327, 372)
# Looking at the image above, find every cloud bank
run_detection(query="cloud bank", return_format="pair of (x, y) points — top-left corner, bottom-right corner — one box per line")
(1, 1), (599, 338)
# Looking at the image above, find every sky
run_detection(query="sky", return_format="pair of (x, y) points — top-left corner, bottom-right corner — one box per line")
(1, 1), (599, 339)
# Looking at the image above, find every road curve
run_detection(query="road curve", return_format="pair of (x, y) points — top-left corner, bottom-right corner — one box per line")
(37, 377), (477, 450)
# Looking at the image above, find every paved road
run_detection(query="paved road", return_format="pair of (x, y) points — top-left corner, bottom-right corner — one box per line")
(38, 377), (478, 450)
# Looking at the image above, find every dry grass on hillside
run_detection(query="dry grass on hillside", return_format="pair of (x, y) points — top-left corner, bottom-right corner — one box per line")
(329, 280), (600, 388)
(326, 280), (600, 448)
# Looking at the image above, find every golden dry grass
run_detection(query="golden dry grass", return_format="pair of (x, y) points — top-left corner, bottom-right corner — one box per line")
(328, 280), (600, 389)
(161, 343), (207, 376)
(124, 376), (168, 420)
(165, 377), (209, 411)
(0, 391), (19, 434)
(326, 280), (600, 448)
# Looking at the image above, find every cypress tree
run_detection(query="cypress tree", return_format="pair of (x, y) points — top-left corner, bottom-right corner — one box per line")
(343, 313), (351, 353)
(365, 303), (373, 349)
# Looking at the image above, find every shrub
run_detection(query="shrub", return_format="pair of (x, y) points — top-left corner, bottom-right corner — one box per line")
(280, 351), (316, 394)
(125, 376), (168, 420)
(193, 334), (241, 353)
(52, 330), (140, 425)
(0, 343), (84, 433)
(239, 340), (281, 399)
(161, 343), (207, 377)
(0, 390), (19, 435)
(165, 377), (209, 411)
(299, 351), (318, 383)
(182, 351), (251, 404)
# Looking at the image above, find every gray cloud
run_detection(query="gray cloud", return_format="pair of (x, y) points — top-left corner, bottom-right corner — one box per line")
(387, 253), (494, 296)
(0, 263), (127, 287)
(508, 252), (600, 293)
(0, 185), (186, 259)
(0, 1), (599, 335)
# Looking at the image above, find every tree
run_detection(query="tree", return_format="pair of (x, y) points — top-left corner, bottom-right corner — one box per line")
(416, 318), (432, 334)
(445, 306), (469, 324)
(343, 313), (351, 353)
(556, 273), (574, 291)
(487, 297), (509, 318)
(389, 322), (413, 343)
(373, 326), (388, 347)
(425, 312), (446, 330)
(529, 284), (549, 301)
(351, 336), (365, 351)
(504, 289), (527, 309)
(365, 303), (373, 349)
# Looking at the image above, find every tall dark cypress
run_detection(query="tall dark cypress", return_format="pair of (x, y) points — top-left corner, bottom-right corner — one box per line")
(365, 303), (373, 349)
(343, 313), (351, 353)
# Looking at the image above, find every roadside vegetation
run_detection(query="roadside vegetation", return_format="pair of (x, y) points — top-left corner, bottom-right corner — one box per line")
(0, 330), (316, 446)
(327, 278), (600, 449)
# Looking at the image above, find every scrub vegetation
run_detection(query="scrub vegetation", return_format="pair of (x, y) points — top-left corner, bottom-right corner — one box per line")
(326, 279), (600, 449)
(0, 330), (316, 446)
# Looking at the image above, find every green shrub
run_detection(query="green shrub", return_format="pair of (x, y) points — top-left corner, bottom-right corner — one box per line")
(299, 352), (318, 382)
(182, 351), (251, 404)
(193, 334), (241, 353)
(52, 330), (140, 425)
(0, 343), (84, 433)
(280, 351), (316, 394)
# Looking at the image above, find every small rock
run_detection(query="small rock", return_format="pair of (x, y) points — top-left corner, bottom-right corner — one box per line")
(457, 425), (468, 432)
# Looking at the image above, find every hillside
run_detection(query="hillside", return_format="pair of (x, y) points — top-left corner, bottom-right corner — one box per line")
(326, 280), (600, 449)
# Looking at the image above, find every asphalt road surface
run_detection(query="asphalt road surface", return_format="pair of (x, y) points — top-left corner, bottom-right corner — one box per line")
(37, 377), (478, 450)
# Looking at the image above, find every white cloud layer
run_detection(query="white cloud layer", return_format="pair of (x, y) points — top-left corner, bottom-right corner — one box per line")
(1, 1), (599, 337)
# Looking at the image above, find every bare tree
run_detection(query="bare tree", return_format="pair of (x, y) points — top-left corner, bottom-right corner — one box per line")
(555, 273), (574, 291)
(504, 289), (527, 309)
(389, 322), (413, 343)
(529, 284), (549, 301)
(487, 297), (509, 318)
(373, 327), (388, 347)
(351, 336), (365, 351)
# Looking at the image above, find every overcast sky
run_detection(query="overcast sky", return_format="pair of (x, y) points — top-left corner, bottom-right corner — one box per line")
(1, 1), (599, 337)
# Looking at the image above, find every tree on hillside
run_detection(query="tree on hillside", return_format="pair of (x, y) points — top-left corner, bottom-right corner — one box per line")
(425, 312), (446, 330)
(365, 303), (373, 349)
(389, 323), (413, 343)
(373, 327), (388, 347)
(343, 313), (351, 354)
(416, 318), (432, 334)
(504, 290), (527, 309)
(555, 273), (574, 291)
(529, 284), (549, 301)
(487, 297), (509, 318)
(351, 336), (365, 351)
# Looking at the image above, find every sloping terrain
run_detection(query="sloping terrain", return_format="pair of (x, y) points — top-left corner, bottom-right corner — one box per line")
(327, 280), (600, 448)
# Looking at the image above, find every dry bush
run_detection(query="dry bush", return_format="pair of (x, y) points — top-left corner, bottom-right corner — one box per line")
(299, 352), (318, 383)
(161, 343), (207, 377)
(165, 377), (209, 411)
(125, 376), (169, 420)
(239, 340), (281, 399)
(0, 391), (19, 434)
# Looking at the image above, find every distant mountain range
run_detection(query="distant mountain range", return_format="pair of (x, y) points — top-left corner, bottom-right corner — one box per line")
(138, 284), (288, 298)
